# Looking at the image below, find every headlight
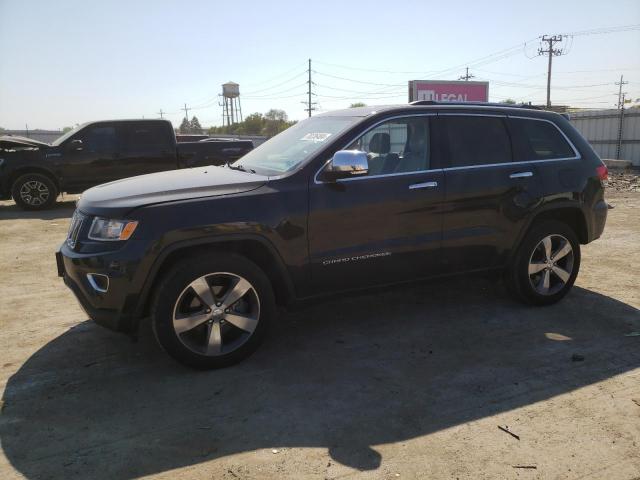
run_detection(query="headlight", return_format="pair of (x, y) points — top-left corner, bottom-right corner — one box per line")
(88, 217), (138, 241)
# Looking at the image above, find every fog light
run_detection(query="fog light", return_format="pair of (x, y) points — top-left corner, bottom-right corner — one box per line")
(86, 273), (109, 293)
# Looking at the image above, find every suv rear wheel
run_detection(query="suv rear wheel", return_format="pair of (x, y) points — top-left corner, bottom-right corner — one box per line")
(507, 220), (581, 306)
(11, 173), (58, 210)
(152, 253), (275, 369)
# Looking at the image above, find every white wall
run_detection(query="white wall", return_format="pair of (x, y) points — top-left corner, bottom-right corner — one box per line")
(570, 109), (640, 166)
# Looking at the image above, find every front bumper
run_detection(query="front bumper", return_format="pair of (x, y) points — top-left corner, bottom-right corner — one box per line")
(56, 242), (146, 333)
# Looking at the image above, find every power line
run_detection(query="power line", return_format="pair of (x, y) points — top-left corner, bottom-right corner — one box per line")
(241, 61), (308, 88)
(313, 71), (405, 87)
(243, 82), (308, 99)
(242, 70), (308, 95)
(314, 60), (440, 75)
(315, 83), (403, 95)
(538, 35), (565, 108)
(560, 24), (640, 37)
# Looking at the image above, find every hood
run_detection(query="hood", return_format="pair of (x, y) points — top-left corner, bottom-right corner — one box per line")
(0, 135), (50, 149)
(78, 166), (268, 216)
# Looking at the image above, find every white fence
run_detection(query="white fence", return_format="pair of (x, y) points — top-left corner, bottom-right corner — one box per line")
(570, 109), (640, 166)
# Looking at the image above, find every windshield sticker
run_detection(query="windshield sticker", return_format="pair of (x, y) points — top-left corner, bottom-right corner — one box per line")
(301, 132), (332, 143)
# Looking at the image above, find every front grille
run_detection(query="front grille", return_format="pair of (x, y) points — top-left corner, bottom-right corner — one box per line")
(66, 211), (86, 249)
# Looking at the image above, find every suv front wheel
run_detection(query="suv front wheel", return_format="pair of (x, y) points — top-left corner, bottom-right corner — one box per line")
(507, 220), (581, 306)
(152, 253), (275, 369)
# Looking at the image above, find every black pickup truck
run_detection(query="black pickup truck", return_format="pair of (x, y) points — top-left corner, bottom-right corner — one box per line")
(0, 119), (253, 210)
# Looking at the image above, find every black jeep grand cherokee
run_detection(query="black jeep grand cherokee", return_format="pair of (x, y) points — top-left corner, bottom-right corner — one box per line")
(57, 102), (608, 369)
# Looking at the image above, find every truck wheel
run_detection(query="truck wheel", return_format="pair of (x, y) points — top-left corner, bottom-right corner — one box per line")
(151, 253), (275, 369)
(506, 220), (581, 306)
(11, 173), (58, 210)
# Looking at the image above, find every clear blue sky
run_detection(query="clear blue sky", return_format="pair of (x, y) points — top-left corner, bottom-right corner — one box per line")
(1, 0), (639, 130)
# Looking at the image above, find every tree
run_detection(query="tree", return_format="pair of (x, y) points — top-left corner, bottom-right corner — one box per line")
(264, 109), (288, 122)
(350, 102), (366, 108)
(263, 109), (289, 137)
(205, 109), (296, 137)
(500, 98), (517, 105)
(190, 116), (203, 134)
(62, 126), (73, 133)
(241, 113), (265, 135)
(179, 117), (191, 134)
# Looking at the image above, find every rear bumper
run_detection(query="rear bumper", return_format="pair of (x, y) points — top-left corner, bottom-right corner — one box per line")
(589, 199), (608, 241)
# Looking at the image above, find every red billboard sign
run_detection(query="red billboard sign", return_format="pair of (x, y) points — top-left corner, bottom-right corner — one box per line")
(409, 80), (489, 103)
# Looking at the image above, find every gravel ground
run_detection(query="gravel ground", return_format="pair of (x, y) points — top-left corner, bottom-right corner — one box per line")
(0, 191), (639, 480)
(605, 170), (640, 193)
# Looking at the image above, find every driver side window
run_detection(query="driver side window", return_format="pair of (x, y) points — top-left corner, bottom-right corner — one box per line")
(78, 126), (117, 154)
(347, 117), (430, 176)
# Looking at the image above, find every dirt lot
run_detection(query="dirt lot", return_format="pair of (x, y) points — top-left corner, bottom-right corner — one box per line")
(0, 191), (639, 480)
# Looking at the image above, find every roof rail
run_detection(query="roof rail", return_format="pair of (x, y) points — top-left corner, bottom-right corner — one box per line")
(409, 100), (543, 110)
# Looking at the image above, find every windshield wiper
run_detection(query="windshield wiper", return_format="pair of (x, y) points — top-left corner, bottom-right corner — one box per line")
(226, 161), (256, 173)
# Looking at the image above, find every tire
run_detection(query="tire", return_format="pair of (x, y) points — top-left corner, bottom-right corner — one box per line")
(506, 220), (581, 306)
(151, 252), (275, 369)
(11, 173), (58, 210)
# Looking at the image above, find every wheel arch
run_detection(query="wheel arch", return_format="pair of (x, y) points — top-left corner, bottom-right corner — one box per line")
(134, 235), (296, 322)
(514, 203), (589, 259)
(9, 167), (60, 192)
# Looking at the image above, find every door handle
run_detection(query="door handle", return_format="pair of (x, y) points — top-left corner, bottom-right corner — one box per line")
(409, 181), (438, 190)
(509, 171), (533, 179)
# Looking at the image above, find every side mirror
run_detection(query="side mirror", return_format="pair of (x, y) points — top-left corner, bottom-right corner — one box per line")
(67, 139), (83, 151)
(323, 150), (369, 181)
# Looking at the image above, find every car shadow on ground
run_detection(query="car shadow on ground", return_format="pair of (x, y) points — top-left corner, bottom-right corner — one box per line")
(0, 197), (77, 221)
(1, 278), (639, 479)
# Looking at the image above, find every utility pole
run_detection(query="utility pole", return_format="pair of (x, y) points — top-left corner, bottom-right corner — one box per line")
(182, 103), (191, 122)
(615, 75), (629, 109)
(538, 35), (564, 109)
(25, 123), (29, 138)
(303, 58), (316, 117)
(157, 109), (165, 119)
(458, 67), (474, 81)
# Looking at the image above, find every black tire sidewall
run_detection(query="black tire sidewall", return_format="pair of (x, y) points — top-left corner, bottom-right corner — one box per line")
(11, 173), (58, 210)
(151, 253), (275, 369)
(510, 220), (581, 306)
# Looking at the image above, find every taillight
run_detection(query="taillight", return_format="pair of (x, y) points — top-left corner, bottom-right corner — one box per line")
(596, 165), (608, 181)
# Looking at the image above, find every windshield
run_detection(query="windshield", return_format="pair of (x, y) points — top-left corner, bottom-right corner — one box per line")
(235, 116), (360, 175)
(51, 123), (87, 146)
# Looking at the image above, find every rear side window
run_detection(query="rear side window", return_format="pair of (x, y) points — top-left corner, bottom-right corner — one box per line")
(509, 118), (575, 161)
(123, 123), (172, 153)
(442, 116), (511, 167)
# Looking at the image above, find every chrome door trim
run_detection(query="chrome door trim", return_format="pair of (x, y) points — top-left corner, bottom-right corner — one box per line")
(409, 181), (438, 190)
(510, 171), (534, 179)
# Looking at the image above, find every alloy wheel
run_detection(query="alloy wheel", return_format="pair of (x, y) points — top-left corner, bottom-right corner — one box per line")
(19, 180), (50, 206)
(172, 272), (260, 356)
(528, 234), (574, 296)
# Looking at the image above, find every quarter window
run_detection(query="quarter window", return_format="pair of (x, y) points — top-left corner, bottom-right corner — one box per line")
(509, 118), (575, 161)
(442, 116), (512, 167)
(347, 118), (430, 175)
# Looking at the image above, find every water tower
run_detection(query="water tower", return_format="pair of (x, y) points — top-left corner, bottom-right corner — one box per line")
(221, 81), (242, 126)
